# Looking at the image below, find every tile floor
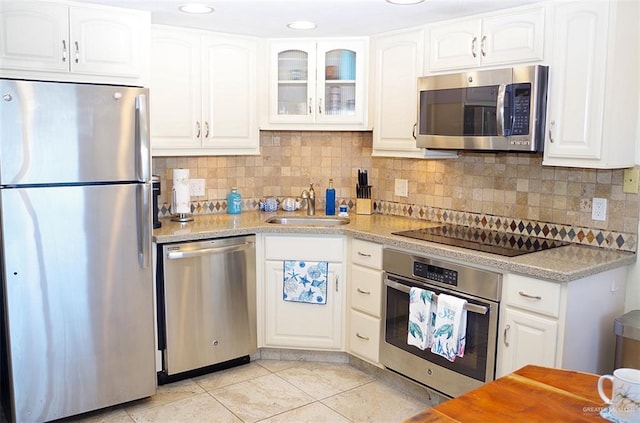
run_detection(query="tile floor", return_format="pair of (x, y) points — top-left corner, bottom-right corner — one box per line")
(48, 358), (439, 423)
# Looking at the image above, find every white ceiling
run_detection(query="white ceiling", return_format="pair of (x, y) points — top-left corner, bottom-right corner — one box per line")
(72, 0), (541, 37)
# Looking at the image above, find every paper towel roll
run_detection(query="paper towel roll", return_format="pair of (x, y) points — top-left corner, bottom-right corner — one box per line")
(172, 168), (190, 214)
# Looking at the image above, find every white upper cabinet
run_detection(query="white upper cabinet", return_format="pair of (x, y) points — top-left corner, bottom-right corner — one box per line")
(0, 1), (149, 84)
(542, 0), (639, 168)
(265, 38), (369, 130)
(427, 6), (544, 72)
(371, 28), (457, 159)
(150, 26), (259, 156)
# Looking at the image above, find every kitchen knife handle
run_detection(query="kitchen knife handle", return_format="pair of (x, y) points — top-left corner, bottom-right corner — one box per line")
(137, 184), (151, 268)
(135, 94), (150, 181)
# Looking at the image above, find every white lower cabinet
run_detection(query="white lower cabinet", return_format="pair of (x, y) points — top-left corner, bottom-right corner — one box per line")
(347, 239), (384, 364)
(497, 269), (627, 377)
(499, 306), (558, 373)
(261, 235), (345, 350)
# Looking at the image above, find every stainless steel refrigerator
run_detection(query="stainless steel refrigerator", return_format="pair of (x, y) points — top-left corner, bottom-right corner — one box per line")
(0, 79), (156, 422)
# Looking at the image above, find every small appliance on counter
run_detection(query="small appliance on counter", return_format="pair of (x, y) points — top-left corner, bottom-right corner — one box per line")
(152, 175), (161, 229)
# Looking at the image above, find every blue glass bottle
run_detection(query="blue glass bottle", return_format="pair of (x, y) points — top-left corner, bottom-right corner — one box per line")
(227, 187), (242, 214)
(325, 179), (336, 215)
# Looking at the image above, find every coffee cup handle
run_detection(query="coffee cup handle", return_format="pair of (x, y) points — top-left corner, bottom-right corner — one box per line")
(597, 374), (615, 404)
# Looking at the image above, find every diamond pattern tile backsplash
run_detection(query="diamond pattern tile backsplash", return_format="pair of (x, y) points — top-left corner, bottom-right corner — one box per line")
(153, 131), (639, 253)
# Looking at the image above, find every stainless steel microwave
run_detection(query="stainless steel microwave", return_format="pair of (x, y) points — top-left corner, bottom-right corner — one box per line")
(416, 65), (548, 152)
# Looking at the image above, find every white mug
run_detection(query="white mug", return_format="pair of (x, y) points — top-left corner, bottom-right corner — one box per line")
(598, 368), (640, 422)
(281, 197), (301, 211)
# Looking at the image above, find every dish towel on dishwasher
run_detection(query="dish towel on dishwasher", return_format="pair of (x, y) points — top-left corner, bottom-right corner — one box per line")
(283, 260), (328, 304)
(430, 293), (467, 362)
(407, 287), (435, 350)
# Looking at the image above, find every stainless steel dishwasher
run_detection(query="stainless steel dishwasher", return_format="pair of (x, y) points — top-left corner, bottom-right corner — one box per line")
(157, 235), (256, 383)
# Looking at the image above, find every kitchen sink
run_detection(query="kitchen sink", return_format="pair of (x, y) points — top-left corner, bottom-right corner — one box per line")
(264, 215), (350, 226)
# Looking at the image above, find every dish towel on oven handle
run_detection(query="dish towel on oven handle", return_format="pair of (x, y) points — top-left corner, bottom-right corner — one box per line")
(407, 287), (435, 350)
(283, 260), (328, 304)
(430, 293), (467, 362)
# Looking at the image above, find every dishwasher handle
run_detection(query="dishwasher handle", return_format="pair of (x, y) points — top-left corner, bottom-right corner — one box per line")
(166, 241), (254, 259)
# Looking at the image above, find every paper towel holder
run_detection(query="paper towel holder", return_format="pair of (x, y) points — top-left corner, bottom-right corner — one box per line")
(171, 189), (194, 222)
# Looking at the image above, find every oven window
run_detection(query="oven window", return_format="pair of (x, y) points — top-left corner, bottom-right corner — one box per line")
(385, 281), (491, 382)
(419, 86), (499, 137)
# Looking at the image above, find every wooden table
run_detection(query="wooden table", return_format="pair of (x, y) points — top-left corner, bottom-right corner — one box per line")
(405, 365), (609, 422)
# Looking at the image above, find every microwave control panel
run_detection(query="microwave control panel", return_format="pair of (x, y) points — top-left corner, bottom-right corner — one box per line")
(504, 82), (532, 136)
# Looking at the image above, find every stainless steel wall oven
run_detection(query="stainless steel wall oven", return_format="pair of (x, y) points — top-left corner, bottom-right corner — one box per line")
(380, 249), (502, 398)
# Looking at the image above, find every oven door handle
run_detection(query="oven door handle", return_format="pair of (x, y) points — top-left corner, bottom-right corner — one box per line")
(385, 279), (489, 315)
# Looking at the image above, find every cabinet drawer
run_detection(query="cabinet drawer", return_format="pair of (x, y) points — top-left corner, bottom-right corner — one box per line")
(349, 310), (381, 363)
(350, 265), (383, 317)
(351, 239), (383, 269)
(264, 235), (343, 262)
(504, 274), (561, 318)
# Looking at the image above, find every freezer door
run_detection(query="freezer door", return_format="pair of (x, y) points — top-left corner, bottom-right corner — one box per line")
(0, 184), (155, 422)
(0, 79), (150, 185)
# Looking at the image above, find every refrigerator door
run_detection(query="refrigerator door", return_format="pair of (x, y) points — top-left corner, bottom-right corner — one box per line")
(0, 79), (150, 186)
(0, 183), (155, 422)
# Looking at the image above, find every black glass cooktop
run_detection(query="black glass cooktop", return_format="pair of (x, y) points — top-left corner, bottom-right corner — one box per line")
(393, 225), (570, 257)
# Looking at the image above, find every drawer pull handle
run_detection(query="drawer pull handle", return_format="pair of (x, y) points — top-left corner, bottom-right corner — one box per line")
(503, 324), (510, 347)
(356, 288), (371, 295)
(357, 251), (372, 257)
(356, 333), (369, 341)
(518, 291), (542, 300)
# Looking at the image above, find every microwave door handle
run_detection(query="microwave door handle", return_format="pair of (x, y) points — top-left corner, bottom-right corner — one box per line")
(496, 84), (506, 136)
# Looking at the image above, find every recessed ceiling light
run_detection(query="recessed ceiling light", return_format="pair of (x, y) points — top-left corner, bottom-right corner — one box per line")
(287, 21), (317, 30)
(386, 0), (425, 4)
(179, 3), (214, 14)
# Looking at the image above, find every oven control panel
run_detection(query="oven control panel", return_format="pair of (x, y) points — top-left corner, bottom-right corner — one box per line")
(413, 262), (458, 286)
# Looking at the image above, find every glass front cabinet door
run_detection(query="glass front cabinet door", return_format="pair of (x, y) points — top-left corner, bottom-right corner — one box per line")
(268, 39), (367, 128)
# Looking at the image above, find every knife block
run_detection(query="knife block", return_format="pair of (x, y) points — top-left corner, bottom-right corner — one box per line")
(356, 199), (372, 215)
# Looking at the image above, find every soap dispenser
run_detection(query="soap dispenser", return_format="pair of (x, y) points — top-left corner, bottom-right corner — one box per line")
(227, 187), (242, 214)
(325, 179), (336, 215)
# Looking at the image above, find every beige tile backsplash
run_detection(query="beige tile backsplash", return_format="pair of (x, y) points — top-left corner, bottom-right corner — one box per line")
(152, 130), (639, 242)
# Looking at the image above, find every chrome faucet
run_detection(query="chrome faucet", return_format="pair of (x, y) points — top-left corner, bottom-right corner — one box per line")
(301, 183), (316, 215)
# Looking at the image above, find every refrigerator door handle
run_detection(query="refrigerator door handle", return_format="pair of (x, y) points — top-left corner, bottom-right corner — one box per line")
(135, 94), (150, 182)
(137, 183), (151, 268)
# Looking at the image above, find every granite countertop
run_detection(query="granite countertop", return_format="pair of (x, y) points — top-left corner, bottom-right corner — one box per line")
(153, 211), (636, 282)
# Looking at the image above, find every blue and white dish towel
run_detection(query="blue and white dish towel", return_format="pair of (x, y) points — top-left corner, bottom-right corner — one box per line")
(407, 287), (435, 350)
(430, 293), (467, 362)
(283, 260), (328, 304)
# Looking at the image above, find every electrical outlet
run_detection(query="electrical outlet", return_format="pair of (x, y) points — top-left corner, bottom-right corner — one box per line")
(395, 179), (408, 197)
(623, 168), (640, 193)
(592, 198), (607, 221)
(189, 179), (205, 197)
